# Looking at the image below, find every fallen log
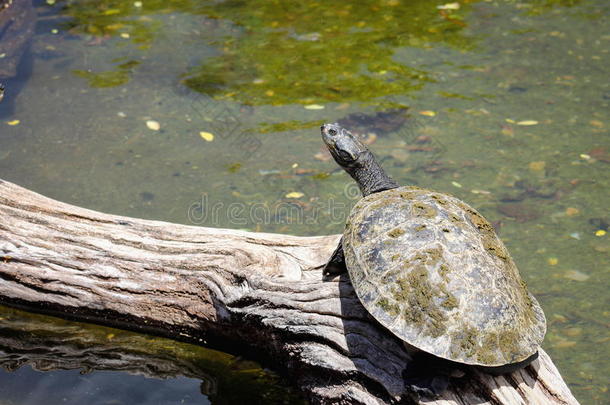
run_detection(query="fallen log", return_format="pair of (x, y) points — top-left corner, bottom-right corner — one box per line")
(0, 179), (579, 404)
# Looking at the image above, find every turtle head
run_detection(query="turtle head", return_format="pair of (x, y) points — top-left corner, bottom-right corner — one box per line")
(321, 123), (398, 197)
(321, 123), (368, 168)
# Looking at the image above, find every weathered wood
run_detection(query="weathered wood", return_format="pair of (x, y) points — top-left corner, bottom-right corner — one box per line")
(0, 179), (579, 404)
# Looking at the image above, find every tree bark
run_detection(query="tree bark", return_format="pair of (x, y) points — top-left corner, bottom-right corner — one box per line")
(0, 179), (579, 404)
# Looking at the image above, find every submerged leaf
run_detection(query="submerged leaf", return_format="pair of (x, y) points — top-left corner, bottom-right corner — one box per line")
(199, 131), (215, 142)
(562, 270), (590, 282)
(517, 120), (539, 126)
(304, 104), (325, 110)
(146, 120), (160, 131)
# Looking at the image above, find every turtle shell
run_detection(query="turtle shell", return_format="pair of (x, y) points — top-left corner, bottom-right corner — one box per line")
(343, 186), (546, 366)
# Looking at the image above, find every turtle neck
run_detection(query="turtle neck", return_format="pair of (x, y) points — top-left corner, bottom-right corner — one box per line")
(344, 151), (399, 197)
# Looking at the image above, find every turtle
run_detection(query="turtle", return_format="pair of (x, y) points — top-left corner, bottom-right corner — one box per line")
(320, 123), (546, 377)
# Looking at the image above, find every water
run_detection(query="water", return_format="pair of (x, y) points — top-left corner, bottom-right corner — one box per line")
(0, 0), (608, 403)
(0, 306), (303, 404)
(0, 367), (207, 405)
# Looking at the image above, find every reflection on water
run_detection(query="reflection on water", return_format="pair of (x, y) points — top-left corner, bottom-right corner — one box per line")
(0, 367), (208, 405)
(0, 306), (304, 404)
(0, 0), (608, 403)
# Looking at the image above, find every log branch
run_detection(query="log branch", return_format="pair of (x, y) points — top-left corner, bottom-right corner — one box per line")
(0, 179), (579, 404)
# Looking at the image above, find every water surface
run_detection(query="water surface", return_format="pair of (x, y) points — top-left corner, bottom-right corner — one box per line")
(0, 0), (608, 403)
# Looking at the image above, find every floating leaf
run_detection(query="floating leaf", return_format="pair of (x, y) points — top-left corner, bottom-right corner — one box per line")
(227, 163), (242, 173)
(103, 9), (121, 15)
(146, 120), (160, 131)
(516, 120), (538, 126)
(437, 3), (460, 10)
(565, 207), (579, 216)
(6, 120), (20, 126)
(285, 192), (304, 198)
(451, 181), (462, 188)
(419, 110), (436, 117)
(312, 172), (330, 180)
(304, 104), (324, 110)
(199, 131), (214, 142)
(547, 257), (558, 266)
(595, 230), (607, 237)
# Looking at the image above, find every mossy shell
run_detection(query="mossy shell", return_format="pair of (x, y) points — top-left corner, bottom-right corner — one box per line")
(343, 186), (546, 366)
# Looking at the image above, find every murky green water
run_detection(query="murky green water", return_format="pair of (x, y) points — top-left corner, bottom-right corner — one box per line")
(0, 306), (303, 404)
(0, 0), (608, 403)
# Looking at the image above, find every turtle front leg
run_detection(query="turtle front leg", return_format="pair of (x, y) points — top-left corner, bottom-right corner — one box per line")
(323, 237), (347, 279)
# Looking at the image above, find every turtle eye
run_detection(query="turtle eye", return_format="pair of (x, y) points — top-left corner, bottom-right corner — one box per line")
(328, 128), (337, 136)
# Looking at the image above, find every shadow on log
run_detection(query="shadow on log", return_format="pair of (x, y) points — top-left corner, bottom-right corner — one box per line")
(0, 179), (579, 404)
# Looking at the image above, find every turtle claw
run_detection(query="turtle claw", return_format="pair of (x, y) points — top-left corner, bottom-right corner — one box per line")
(322, 238), (347, 281)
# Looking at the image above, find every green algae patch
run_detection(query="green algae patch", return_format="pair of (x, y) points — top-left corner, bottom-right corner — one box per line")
(72, 59), (140, 88)
(440, 292), (458, 310)
(477, 329), (524, 365)
(393, 265), (449, 339)
(449, 325), (479, 360)
(399, 191), (419, 200)
(464, 208), (509, 261)
(439, 263), (450, 283)
(376, 297), (400, 318)
(412, 202), (437, 218)
(180, 1), (474, 106)
(431, 193), (449, 206)
(465, 208), (495, 234)
(388, 227), (405, 238)
(255, 119), (324, 134)
(73, 69), (129, 88)
(482, 237), (509, 261)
